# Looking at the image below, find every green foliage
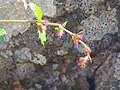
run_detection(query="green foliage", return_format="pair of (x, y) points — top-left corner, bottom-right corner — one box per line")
(28, 2), (46, 46)
(0, 27), (6, 43)
(28, 3), (43, 21)
(61, 21), (67, 27)
(38, 30), (46, 47)
(55, 21), (67, 31)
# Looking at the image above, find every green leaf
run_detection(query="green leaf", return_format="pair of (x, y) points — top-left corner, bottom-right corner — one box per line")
(62, 21), (67, 27)
(0, 27), (6, 43)
(55, 21), (67, 31)
(38, 30), (46, 47)
(28, 2), (43, 21)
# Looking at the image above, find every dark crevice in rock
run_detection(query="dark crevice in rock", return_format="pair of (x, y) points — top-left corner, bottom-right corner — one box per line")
(87, 76), (95, 90)
(116, 6), (120, 30)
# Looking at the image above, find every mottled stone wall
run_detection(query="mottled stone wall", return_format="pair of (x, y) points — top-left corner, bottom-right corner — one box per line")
(0, 0), (120, 90)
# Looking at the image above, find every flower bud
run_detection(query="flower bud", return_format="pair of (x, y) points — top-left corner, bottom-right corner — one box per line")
(84, 46), (91, 55)
(56, 29), (64, 38)
(42, 19), (49, 26)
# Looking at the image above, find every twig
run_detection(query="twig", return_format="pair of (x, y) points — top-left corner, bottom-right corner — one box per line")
(0, 19), (75, 35)
(0, 19), (86, 47)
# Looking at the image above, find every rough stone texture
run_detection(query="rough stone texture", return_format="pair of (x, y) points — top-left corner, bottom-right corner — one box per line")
(54, 0), (99, 16)
(30, 53), (47, 65)
(65, 0), (97, 14)
(0, 0), (30, 42)
(16, 63), (35, 80)
(95, 52), (120, 90)
(0, 58), (8, 81)
(35, 84), (42, 90)
(0, 57), (13, 82)
(56, 49), (68, 56)
(81, 8), (118, 41)
(14, 47), (31, 62)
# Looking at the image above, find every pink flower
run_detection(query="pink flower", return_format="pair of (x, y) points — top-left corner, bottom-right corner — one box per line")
(39, 23), (47, 31)
(73, 39), (79, 45)
(72, 34), (84, 45)
(37, 19), (49, 31)
(76, 57), (88, 68)
(76, 55), (91, 68)
(56, 29), (64, 38)
(42, 19), (49, 26)
(78, 34), (84, 40)
(84, 46), (91, 55)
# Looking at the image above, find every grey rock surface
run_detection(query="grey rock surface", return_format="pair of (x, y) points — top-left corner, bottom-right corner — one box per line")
(0, 57), (12, 81)
(56, 49), (68, 56)
(16, 63), (35, 80)
(0, 0), (30, 41)
(14, 47), (31, 62)
(81, 8), (118, 41)
(30, 53), (47, 65)
(35, 84), (42, 90)
(27, 0), (56, 17)
(54, 0), (99, 16)
(95, 52), (120, 90)
(0, 50), (13, 59)
(27, 88), (35, 90)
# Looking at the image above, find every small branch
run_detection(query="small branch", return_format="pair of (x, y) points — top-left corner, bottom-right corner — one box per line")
(79, 40), (87, 47)
(0, 20), (38, 23)
(59, 25), (75, 36)
(0, 19), (75, 36)
(0, 19), (86, 47)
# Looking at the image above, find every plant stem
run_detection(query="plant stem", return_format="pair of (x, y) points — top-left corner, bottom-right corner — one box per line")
(0, 20), (75, 36)
(79, 40), (87, 47)
(59, 25), (75, 36)
(0, 20), (38, 23)
(0, 20), (86, 46)
(0, 19), (84, 46)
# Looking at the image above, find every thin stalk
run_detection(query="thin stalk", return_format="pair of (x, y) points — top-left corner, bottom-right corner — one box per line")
(59, 25), (75, 36)
(0, 20), (85, 45)
(0, 20), (87, 47)
(79, 40), (87, 47)
(0, 20), (75, 36)
(0, 20), (38, 23)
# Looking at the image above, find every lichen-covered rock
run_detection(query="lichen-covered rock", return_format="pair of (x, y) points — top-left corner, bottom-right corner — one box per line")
(95, 52), (120, 90)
